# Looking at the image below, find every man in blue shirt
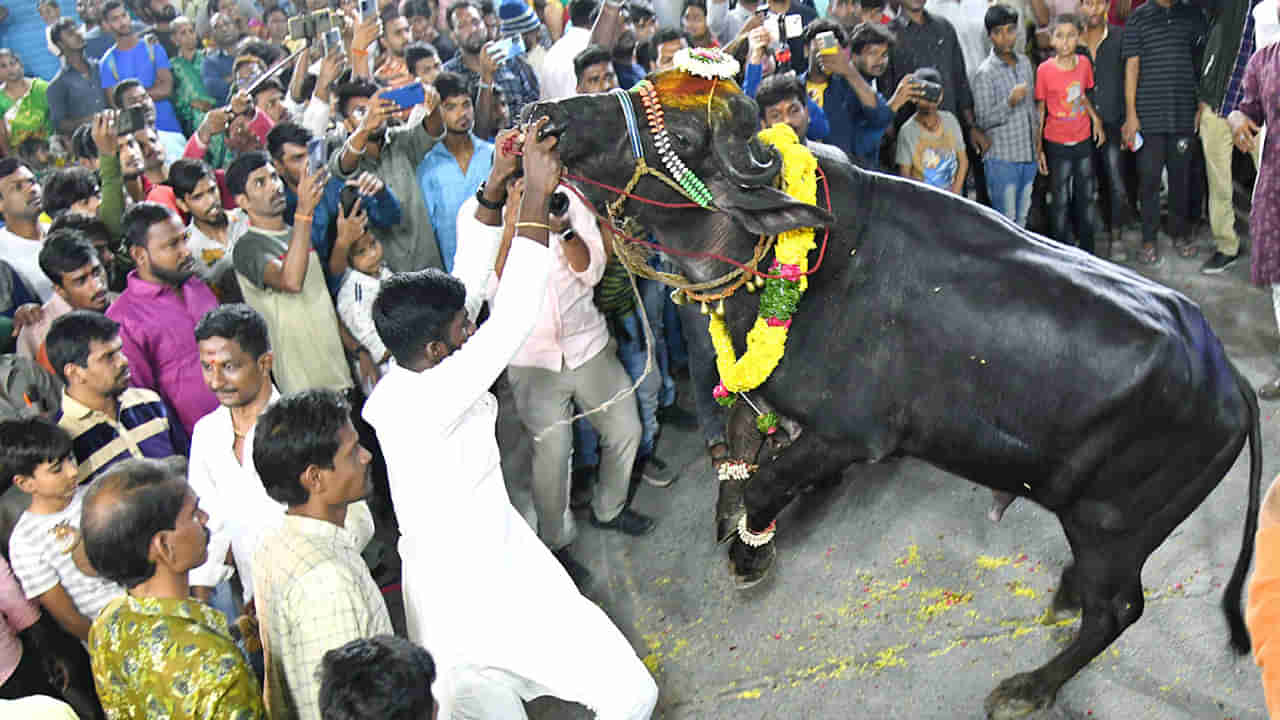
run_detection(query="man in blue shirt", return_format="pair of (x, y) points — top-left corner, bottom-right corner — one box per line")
(799, 20), (897, 167)
(200, 11), (240, 104)
(98, 0), (183, 135)
(48, 18), (108, 136)
(417, 72), (494, 273)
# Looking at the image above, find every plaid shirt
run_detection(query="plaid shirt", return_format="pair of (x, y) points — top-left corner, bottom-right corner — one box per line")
(252, 505), (385, 720)
(442, 54), (541, 133)
(972, 51), (1039, 163)
(1222, 5), (1259, 116)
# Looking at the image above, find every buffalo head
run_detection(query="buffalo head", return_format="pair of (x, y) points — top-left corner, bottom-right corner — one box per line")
(525, 71), (833, 284)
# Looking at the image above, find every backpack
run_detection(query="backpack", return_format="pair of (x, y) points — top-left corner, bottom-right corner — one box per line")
(102, 36), (157, 85)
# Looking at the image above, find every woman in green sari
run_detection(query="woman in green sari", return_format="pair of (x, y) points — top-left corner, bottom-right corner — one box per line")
(170, 16), (218, 137)
(0, 51), (52, 157)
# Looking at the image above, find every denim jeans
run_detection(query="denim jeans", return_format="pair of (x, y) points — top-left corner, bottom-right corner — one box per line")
(1044, 139), (1098, 254)
(574, 311), (662, 467)
(638, 272), (676, 407)
(983, 158), (1037, 227)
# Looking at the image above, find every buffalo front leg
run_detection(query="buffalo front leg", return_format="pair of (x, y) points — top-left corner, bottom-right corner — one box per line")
(728, 432), (859, 589)
(716, 402), (770, 543)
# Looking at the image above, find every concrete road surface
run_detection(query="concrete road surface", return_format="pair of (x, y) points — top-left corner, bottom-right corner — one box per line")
(510, 232), (1274, 720)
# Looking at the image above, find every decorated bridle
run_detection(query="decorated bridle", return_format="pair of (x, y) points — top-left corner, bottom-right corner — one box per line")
(602, 49), (781, 307)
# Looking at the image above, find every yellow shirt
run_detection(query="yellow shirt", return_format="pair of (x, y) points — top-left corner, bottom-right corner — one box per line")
(806, 79), (828, 109)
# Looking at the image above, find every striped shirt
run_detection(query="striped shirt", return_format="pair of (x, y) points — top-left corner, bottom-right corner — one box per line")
(9, 485), (125, 618)
(1122, 0), (1208, 135)
(1221, 5), (1258, 116)
(55, 388), (177, 486)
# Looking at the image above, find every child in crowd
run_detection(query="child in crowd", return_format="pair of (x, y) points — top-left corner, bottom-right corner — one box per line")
(895, 67), (967, 194)
(972, 4), (1038, 227)
(1, 418), (124, 643)
(336, 211), (393, 395)
(1035, 13), (1105, 254)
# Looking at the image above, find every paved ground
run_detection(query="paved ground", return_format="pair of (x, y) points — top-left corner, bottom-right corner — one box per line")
(484, 222), (1275, 720)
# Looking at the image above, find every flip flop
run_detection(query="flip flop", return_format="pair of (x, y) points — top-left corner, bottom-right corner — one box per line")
(1173, 237), (1199, 258)
(1138, 242), (1162, 266)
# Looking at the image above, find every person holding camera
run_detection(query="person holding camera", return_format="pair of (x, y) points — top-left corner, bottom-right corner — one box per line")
(418, 72), (494, 272)
(895, 66), (967, 194)
(799, 20), (894, 167)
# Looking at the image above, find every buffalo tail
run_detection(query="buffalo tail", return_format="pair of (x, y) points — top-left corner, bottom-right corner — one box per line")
(1223, 362), (1262, 655)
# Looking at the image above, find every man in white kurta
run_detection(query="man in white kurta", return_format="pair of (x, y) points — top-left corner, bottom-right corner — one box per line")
(362, 131), (658, 720)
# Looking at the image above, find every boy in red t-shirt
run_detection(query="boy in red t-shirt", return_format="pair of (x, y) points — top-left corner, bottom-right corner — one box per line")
(1035, 13), (1107, 255)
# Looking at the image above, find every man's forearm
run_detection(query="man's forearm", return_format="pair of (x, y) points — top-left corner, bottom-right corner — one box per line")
(1124, 57), (1139, 118)
(474, 87), (498, 140)
(841, 68), (879, 110)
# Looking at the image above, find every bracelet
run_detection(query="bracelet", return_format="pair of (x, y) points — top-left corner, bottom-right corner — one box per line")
(345, 138), (366, 156)
(475, 182), (505, 210)
(514, 221), (551, 231)
(294, 214), (313, 223)
(477, 81), (495, 91)
(352, 49), (369, 56)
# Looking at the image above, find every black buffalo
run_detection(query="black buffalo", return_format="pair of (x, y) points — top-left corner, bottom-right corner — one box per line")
(528, 74), (1260, 719)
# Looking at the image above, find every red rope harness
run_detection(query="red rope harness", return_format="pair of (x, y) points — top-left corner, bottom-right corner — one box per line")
(505, 139), (835, 281)
(560, 166), (834, 282)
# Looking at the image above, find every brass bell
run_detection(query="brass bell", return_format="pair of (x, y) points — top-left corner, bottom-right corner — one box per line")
(700, 301), (711, 315)
(715, 299), (725, 317)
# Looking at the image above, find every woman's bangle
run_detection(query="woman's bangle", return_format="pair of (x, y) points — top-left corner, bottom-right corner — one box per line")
(352, 48), (369, 57)
(514, 221), (551, 231)
(294, 213), (313, 223)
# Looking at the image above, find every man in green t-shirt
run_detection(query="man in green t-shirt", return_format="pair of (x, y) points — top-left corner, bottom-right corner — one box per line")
(227, 150), (356, 395)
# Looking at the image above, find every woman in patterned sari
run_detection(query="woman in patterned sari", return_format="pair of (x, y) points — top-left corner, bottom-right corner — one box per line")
(0, 51), (52, 158)
(170, 16), (219, 137)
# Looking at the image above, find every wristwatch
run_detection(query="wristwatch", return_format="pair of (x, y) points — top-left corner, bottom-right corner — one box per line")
(475, 181), (505, 210)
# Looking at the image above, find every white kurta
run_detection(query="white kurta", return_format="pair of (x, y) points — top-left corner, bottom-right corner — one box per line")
(363, 236), (657, 720)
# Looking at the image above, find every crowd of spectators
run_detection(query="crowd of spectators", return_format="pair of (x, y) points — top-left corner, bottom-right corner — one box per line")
(0, 0), (1272, 716)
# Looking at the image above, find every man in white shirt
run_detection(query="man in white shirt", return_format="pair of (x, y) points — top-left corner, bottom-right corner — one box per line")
(364, 120), (658, 720)
(0, 160), (52, 302)
(541, 0), (597, 99)
(464, 154), (654, 584)
(189, 303), (377, 638)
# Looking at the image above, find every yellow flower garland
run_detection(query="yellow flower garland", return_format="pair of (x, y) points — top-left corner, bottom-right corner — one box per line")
(707, 124), (819, 393)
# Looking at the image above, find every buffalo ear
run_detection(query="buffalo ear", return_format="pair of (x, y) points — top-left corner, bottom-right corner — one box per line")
(710, 179), (835, 237)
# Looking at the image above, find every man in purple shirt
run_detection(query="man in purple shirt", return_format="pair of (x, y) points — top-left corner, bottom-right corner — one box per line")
(106, 202), (218, 436)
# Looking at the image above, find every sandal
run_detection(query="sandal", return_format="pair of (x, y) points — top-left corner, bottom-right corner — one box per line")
(1137, 242), (1162, 266)
(1173, 237), (1199, 259)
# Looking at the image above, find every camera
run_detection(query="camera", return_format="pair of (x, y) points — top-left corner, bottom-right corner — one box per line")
(115, 106), (150, 136)
(549, 191), (570, 217)
(340, 185), (362, 216)
(917, 80), (943, 104)
(289, 10), (338, 43)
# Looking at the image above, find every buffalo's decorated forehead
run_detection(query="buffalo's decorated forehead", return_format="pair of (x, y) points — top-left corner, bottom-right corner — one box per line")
(648, 70), (742, 120)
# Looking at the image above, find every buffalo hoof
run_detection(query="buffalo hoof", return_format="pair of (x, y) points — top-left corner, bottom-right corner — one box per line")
(983, 672), (1056, 720)
(728, 536), (775, 590)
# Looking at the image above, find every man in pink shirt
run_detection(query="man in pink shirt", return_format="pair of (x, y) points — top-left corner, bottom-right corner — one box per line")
(106, 202), (219, 438)
(460, 177), (654, 586)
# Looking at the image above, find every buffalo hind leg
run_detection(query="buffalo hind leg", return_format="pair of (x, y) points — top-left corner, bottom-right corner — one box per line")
(985, 531), (1145, 719)
(728, 432), (860, 588)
